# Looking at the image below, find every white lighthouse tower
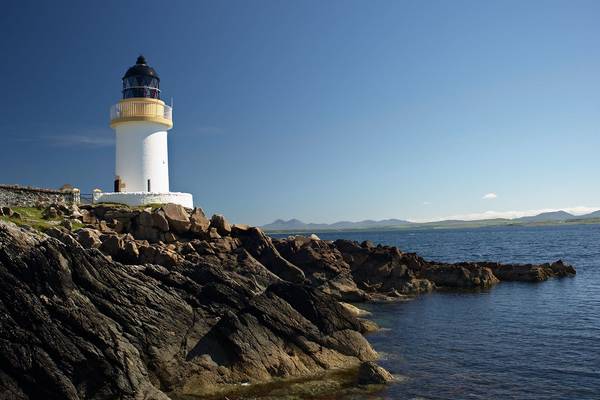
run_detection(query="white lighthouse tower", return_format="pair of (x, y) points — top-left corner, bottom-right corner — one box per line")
(93, 56), (193, 208)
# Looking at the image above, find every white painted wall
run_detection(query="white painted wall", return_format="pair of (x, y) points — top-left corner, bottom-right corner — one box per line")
(115, 121), (170, 192)
(93, 191), (193, 208)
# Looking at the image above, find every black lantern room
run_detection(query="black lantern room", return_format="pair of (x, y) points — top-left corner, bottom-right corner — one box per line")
(122, 55), (160, 99)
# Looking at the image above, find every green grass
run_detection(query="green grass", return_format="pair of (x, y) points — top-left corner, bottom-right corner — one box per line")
(1, 207), (75, 232)
(12, 207), (45, 220)
(0, 203), (164, 233)
(71, 220), (85, 231)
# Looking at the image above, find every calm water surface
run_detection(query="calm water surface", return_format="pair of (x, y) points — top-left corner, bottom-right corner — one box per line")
(295, 225), (600, 399)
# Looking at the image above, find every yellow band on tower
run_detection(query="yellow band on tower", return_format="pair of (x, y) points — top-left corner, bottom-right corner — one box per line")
(110, 98), (173, 129)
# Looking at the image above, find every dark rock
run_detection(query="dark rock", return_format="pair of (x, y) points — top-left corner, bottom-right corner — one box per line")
(97, 220), (113, 233)
(69, 204), (83, 218)
(89, 204), (112, 219)
(208, 227), (221, 240)
(152, 210), (170, 232)
(192, 239), (215, 255)
(80, 209), (97, 224)
(99, 234), (124, 258)
(46, 227), (80, 248)
(210, 237), (238, 254)
(483, 260), (576, 282)
(138, 244), (158, 264)
(0, 205), (578, 400)
(42, 206), (59, 219)
(231, 223), (250, 234)
(210, 214), (231, 236)
(235, 227), (306, 283)
(548, 260), (577, 277)
(77, 228), (102, 249)
(60, 219), (73, 230)
(421, 263), (499, 288)
(161, 203), (191, 234)
(0, 221), (378, 398)
(122, 240), (139, 264)
(178, 242), (196, 255)
(153, 248), (180, 267)
(137, 210), (154, 228)
(357, 361), (394, 385)
(275, 237), (368, 300)
(276, 237), (574, 296)
(190, 208), (210, 234)
(133, 224), (161, 243)
(103, 208), (136, 233)
(163, 232), (178, 243)
(113, 219), (127, 233)
(359, 319), (380, 333)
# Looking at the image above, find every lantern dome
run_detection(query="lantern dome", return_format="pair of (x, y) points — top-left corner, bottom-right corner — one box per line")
(122, 55), (160, 99)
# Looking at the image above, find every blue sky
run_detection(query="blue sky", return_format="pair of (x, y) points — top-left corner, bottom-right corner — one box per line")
(1, 0), (599, 225)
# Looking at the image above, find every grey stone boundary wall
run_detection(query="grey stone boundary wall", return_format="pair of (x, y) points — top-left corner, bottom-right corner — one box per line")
(0, 185), (80, 207)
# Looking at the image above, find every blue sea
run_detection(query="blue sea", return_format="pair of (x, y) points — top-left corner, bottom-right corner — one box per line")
(284, 225), (600, 399)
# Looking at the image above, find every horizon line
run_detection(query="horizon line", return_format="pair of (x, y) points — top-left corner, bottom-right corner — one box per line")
(264, 206), (600, 226)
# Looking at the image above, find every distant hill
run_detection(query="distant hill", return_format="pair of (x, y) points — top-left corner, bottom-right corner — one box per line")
(577, 210), (600, 219)
(261, 218), (412, 231)
(514, 211), (576, 223)
(262, 209), (600, 232)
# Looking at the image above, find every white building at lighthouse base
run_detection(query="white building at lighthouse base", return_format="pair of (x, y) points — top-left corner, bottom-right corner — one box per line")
(93, 191), (193, 208)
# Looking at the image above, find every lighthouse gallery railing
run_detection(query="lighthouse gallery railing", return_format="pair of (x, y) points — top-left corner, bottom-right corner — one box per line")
(110, 101), (172, 122)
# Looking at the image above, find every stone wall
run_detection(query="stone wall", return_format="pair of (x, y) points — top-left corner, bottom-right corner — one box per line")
(0, 185), (80, 207)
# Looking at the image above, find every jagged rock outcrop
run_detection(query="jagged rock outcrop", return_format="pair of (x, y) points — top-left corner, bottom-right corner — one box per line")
(69, 205), (575, 295)
(0, 204), (577, 399)
(357, 361), (395, 385)
(480, 260), (576, 282)
(275, 237), (575, 297)
(0, 221), (376, 399)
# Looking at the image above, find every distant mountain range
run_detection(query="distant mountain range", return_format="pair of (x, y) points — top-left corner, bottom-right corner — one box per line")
(262, 218), (411, 231)
(262, 210), (600, 232)
(513, 211), (579, 223)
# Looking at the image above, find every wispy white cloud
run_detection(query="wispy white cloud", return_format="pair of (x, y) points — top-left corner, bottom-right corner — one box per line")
(8, 126), (114, 148)
(482, 193), (498, 200)
(46, 134), (114, 147)
(423, 201), (431, 205)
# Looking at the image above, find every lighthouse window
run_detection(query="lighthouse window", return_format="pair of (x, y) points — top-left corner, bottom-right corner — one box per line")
(122, 76), (160, 99)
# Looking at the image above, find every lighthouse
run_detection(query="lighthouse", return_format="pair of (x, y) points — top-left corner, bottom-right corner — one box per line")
(93, 56), (193, 208)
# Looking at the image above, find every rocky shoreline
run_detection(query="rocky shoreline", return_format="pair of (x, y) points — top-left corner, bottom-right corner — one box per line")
(0, 204), (576, 399)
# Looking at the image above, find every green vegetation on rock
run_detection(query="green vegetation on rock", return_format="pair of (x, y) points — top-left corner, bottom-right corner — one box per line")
(0, 206), (82, 232)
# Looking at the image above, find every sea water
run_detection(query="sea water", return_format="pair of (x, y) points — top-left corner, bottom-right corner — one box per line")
(306, 225), (600, 399)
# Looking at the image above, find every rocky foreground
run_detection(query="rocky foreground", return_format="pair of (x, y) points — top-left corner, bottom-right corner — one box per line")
(0, 204), (576, 399)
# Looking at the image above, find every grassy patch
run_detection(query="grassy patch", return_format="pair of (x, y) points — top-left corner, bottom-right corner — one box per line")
(71, 220), (85, 231)
(2, 207), (64, 232)
(12, 207), (45, 220)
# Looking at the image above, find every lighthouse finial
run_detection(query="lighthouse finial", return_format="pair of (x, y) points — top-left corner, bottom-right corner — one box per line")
(136, 55), (146, 65)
